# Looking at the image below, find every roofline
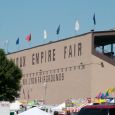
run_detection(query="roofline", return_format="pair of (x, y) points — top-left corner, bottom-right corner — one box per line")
(7, 31), (91, 55)
(7, 29), (115, 55)
(92, 29), (115, 35)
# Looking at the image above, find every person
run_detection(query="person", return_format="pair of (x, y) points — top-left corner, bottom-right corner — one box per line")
(66, 111), (71, 115)
(16, 111), (18, 114)
(54, 111), (59, 115)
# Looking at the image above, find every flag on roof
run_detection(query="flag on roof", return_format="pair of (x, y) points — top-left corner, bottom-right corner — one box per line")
(16, 38), (19, 45)
(75, 20), (80, 31)
(26, 33), (31, 42)
(56, 25), (60, 35)
(43, 30), (47, 39)
(105, 90), (109, 97)
(93, 13), (96, 25)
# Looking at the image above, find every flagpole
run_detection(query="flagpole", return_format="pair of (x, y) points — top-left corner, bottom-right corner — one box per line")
(42, 82), (47, 104)
(6, 40), (9, 54)
(28, 42), (30, 48)
(56, 25), (60, 40)
(75, 30), (77, 36)
(58, 34), (60, 40)
(93, 21), (95, 31)
(94, 25), (95, 31)
(74, 22), (76, 36)
(17, 45), (19, 51)
(16, 38), (20, 51)
(29, 34), (31, 48)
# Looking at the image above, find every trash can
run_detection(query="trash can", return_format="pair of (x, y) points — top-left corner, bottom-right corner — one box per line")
(10, 112), (14, 115)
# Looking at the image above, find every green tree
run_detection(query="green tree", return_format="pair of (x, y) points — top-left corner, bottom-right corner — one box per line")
(0, 49), (22, 102)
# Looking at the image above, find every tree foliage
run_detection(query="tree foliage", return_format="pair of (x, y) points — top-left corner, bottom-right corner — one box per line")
(0, 49), (22, 102)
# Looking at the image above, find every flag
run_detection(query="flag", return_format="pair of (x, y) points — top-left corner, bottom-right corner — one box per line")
(105, 90), (109, 97)
(108, 88), (112, 94)
(26, 33), (31, 42)
(56, 25), (60, 34)
(112, 87), (115, 92)
(16, 38), (19, 45)
(96, 92), (102, 98)
(75, 20), (80, 31)
(101, 93), (105, 99)
(43, 30), (47, 39)
(3, 40), (9, 46)
(93, 13), (96, 25)
(3, 40), (9, 53)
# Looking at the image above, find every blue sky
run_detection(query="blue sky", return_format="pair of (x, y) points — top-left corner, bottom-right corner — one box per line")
(0, 0), (115, 53)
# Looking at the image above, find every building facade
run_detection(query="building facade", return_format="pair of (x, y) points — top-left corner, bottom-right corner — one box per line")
(7, 30), (115, 104)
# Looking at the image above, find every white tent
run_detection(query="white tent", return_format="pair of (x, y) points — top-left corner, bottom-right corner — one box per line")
(51, 103), (65, 112)
(18, 107), (51, 115)
(10, 100), (22, 111)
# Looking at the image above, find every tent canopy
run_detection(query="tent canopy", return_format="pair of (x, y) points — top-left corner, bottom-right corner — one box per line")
(51, 103), (65, 112)
(10, 100), (22, 110)
(18, 107), (51, 115)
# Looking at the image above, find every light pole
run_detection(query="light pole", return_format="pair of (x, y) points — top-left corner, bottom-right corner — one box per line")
(42, 82), (47, 104)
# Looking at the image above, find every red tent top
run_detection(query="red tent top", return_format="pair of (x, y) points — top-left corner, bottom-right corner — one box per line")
(84, 104), (115, 109)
